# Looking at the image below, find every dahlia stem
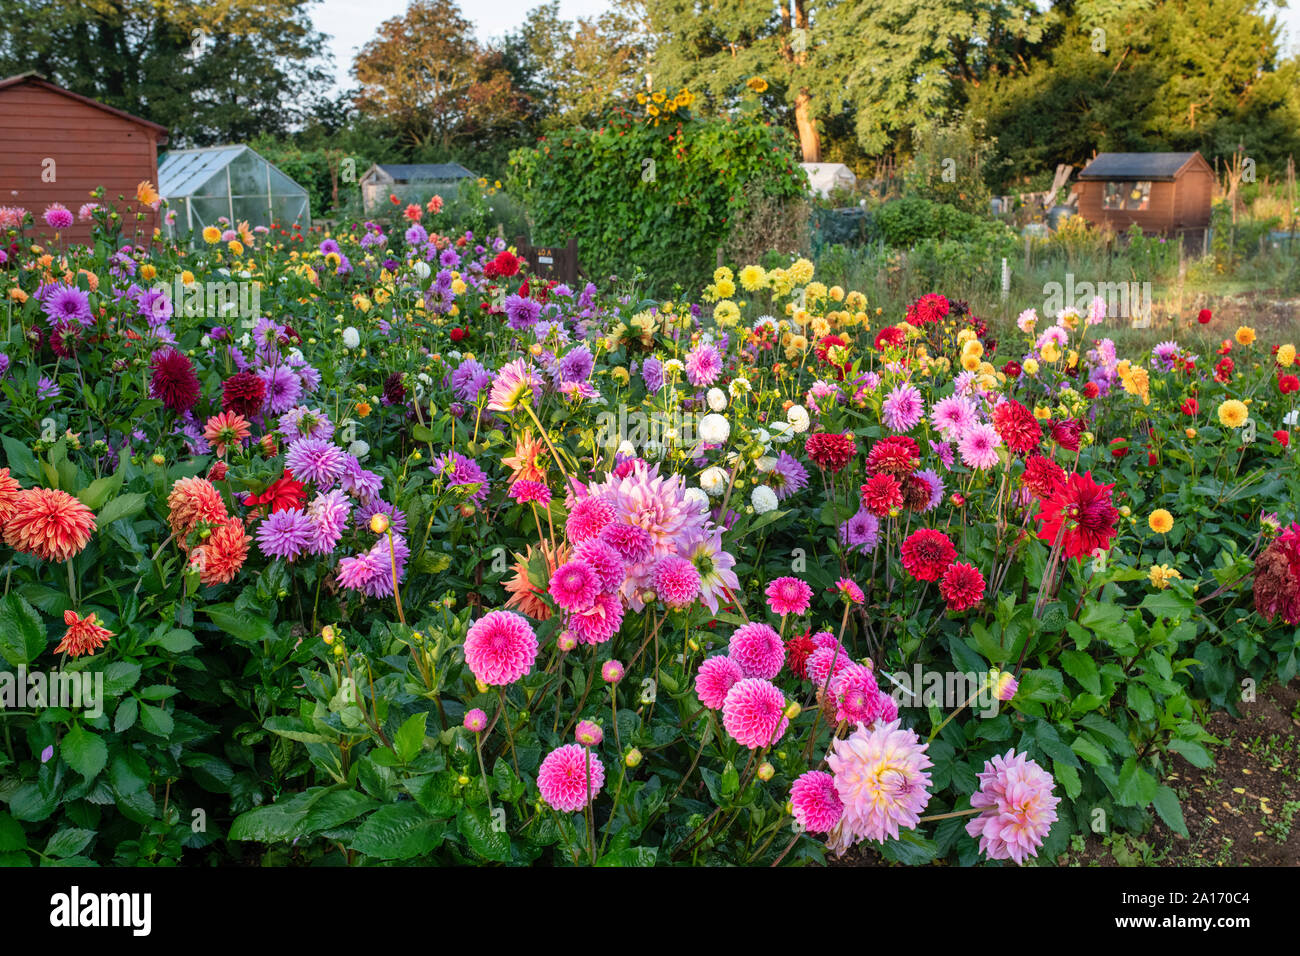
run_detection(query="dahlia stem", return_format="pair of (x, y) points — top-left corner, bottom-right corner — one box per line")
(498, 686), (520, 776)
(387, 530), (406, 626)
(918, 807), (982, 823)
(520, 401), (573, 486)
(928, 676), (993, 743)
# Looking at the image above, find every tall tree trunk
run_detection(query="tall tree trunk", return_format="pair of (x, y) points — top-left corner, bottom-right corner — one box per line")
(794, 91), (820, 162)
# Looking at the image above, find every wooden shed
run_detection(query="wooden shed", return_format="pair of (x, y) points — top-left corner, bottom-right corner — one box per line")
(0, 73), (169, 246)
(1075, 152), (1213, 239)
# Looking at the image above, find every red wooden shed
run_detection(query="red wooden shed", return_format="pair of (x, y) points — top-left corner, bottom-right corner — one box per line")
(0, 73), (169, 247)
(1074, 151), (1213, 240)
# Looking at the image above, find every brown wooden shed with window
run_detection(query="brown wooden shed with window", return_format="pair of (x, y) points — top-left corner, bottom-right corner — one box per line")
(1075, 152), (1213, 239)
(0, 72), (169, 247)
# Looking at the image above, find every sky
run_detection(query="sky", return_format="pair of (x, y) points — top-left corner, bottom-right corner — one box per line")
(316, 0), (611, 92)
(313, 0), (1300, 95)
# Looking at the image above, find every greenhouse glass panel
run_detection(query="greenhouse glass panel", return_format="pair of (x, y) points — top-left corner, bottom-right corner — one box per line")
(159, 145), (311, 242)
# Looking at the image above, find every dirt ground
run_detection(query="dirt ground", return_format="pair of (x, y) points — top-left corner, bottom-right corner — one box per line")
(833, 678), (1300, 868)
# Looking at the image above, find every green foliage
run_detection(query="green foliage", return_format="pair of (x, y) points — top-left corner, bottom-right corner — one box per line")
(508, 102), (807, 292)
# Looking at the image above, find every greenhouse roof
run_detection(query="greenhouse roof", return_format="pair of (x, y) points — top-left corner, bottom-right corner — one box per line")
(159, 145), (304, 198)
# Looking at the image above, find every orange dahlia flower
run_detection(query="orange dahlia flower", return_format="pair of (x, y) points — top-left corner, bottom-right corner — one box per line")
(56, 609), (114, 657)
(0, 467), (20, 524)
(501, 430), (548, 485)
(189, 516), (251, 586)
(3, 488), (96, 562)
(166, 476), (227, 539)
(202, 410), (252, 457)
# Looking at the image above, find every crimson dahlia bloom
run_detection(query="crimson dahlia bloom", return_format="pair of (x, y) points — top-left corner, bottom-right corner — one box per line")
(860, 472), (903, 517)
(991, 399), (1041, 455)
(150, 348), (200, 413)
(1035, 470), (1119, 560)
(901, 528), (957, 581)
(805, 432), (857, 473)
(222, 370), (267, 417)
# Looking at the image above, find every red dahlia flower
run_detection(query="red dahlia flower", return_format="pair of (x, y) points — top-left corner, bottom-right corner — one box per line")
(805, 432), (856, 473)
(245, 470), (306, 514)
(901, 528), (957, 581)
(1035, 470), (1119, 560)
(992, 400), (1041, 455)
(939, 561), (985, 611)
(865, 435), (920, 477)
(860, 472), (903, 517)
(222, 371), (267, 417)
(906, 293), (949, 325)
(150, 348), (201, 413)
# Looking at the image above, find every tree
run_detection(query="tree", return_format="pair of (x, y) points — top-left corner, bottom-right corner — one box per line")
(351, 0), (528, 153)
(501, 1), (649, 130)
(0, 0), (331, 145)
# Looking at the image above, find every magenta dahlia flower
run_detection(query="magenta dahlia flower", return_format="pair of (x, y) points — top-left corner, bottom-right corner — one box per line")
(653, 554), (701, 608)
(764, 576), (813, 616)
(464, 708), (488, 733)
(566, 591), (624, 645)
(549, 560), (601, 612)
(965, 749), (1060, 865)
(791, 770), (844, 834)
(721, 677), (789, 749)
(566, 495), (617, 544)
(463, 610), (539, 685)
(575, 720), (603, 747)
(537, 743), (605, 812)
(695, 655), (744, 710)
(727, 622), (785, 679)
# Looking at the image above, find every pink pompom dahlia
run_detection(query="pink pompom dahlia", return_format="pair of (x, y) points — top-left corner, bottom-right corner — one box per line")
(695, 655), (744, 709)
(537, 743), (605, 812)
(721, 677), (789, 749)
(965, 749), (1059, 865)
(765, 576), (813, 616)
(463, 610), (539, 685)
(728, 622), (785, 679)
(549, 559), (601, 612)
(790, 771), (844, 834)
(654, 553), (701, 608)
(827, 719), (932, 851)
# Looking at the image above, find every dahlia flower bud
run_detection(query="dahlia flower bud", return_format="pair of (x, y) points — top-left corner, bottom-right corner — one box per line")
(992, 671), (1018, 702)
(757, 762), (775, 782)
(369, 512), (391, 534)
(624, 748), (643, 768)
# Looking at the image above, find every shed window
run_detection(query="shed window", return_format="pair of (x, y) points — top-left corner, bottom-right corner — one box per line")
(1102, 180), (1152, 211)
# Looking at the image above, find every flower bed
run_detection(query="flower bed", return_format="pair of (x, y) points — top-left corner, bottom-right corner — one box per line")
(0, 195), (1296, 866)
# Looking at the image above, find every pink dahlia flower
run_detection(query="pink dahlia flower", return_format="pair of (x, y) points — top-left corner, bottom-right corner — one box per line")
(764, 576), (813, 616)
(654, 554), (701, 608)
(566, 495), (617, 544)
(721, 677), (789, 749)
(575, 539), (625, 592)
(601, 659), (625, 683)
(827, 719), (932, 851)
(566, 591), (624, 645)
(829, 662), (897, 727)
(965, 749), (1060, 865)
(695, 655), (744, 710)
(463, 610), (539, 685)
(549, 559), (601, 612)
(727, 622), (785, 679)
(804, 645), (850, 687)
(537, 743), (605, 812)
(464, 708), (488, 732)
(791, 770), (844, 834)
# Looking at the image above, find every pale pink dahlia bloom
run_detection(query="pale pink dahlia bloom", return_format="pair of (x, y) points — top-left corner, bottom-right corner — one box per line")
(537, 743), (605, 812)
(575, 720), (603, 747)
(721, 677), (789, 749)
(827, 719), (932, 851)
(727, 622), (785, 679)
(583, 462), (709, 609)
(965, 749), (1060, 865)
(764, 576), (812, 616)
(791, 770), (843, 833)
(695, 655), (744, 709)
(463, 610), (539, 685)
(654, 554), (701, 608)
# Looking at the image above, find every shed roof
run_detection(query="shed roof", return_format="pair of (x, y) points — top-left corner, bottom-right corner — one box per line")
(1077, 152), (1204, 182)
(369, 163), (476, 182)
(0, 72), (169, 140)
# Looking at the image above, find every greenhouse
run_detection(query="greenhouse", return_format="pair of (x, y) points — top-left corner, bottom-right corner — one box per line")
(158, 144), (310, 240)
